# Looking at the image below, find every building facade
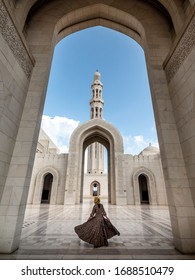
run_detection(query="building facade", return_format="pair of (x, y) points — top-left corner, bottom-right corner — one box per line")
(28, 71), (167, 206)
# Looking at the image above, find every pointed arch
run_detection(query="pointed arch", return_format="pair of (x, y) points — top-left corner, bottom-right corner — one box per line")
(54, 4), (145, 47)
(32, 166), (59, 204)
(90, 180), (101, 196)
(14, 0), (186, 36)
(65, 118), (124, 205)
(132, 167), (157, 205)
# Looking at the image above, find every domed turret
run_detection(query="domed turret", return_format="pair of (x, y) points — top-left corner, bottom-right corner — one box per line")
(94, 70), (101, 81)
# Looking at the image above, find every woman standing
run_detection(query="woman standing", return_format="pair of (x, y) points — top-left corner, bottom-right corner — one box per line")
(74, 197), (120, 247)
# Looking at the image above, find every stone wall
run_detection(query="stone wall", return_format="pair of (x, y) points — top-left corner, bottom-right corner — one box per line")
(124, 154), (167, 205)
(0, 1), (33, 201)
(83, 174), (108, 198)
(28, 129), (167, 206)
(28, 153), (68, 205)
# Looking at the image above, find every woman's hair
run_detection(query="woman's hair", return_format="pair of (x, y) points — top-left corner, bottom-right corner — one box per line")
(94, 196), (100, 204)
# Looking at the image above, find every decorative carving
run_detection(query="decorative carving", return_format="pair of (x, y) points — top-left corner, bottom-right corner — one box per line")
(165, 16), (195, 83)
(0, 1), (33, 79)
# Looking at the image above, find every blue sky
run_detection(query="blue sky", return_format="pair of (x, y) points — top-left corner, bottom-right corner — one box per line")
(42, 26), (158, 154)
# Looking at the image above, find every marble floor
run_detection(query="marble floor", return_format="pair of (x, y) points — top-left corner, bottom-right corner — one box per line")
(1, 200), (195, 260)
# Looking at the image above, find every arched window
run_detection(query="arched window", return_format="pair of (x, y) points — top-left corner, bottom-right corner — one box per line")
(91, 181), (100, 196)
(138, 174), (149, 204)
(41, 173), (53, 203)
(91, 107), (94, 118)
(93, 183), (98, 196)
(95, 107), (98, 117)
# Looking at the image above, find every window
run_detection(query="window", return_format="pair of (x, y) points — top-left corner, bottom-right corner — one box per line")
(100, 108), (102, 118)
(91, 108), (94, 118)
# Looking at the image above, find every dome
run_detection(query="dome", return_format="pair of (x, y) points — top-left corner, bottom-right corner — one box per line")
(139, 143), (159, 156)
(92, 70), (103, 87)
(94, 70), (101, 81)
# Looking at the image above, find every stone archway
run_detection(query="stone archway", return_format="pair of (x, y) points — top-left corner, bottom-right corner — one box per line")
(65, 118), (124, 205)
(90, 181), (100, 196)
(0, 0), (194, 254)
(133, 167), (157, 205)
(32, 167), (59, 205)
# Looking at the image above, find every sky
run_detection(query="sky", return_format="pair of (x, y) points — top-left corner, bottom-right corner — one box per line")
(42, 26), (158, 155)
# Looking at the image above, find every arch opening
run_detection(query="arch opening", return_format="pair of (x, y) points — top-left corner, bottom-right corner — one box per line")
(81, 136), (110, 203)
(41, 173), (53, 204)
(91, 181), (101, 196)
(138, 174), (149, 204)
(66, 118), (123, 205)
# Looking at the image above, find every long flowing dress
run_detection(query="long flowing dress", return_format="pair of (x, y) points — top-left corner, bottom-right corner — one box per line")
(74, 203), (120, 247)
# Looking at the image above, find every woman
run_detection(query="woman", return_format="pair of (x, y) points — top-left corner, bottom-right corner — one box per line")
(74, 197), (120, 247)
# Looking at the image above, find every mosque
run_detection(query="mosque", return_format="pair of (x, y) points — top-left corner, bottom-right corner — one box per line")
(28, 71), (167, 206)
(1, 0), (194, 255)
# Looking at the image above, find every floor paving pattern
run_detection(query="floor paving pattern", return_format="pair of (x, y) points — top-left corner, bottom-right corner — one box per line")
(0, 201), (195, 259)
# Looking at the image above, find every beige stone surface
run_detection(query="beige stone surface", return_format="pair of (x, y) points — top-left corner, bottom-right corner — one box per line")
(0, 0), (194, 254)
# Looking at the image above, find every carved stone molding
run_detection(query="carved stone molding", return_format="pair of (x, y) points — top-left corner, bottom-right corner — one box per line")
(165, 16), (195, 83)
(0, 1), (33, 79)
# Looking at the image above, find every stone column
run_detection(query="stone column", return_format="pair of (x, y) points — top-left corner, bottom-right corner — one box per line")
(64, 152), (79, 204)
(0, 17), (55, 252)
(115, 152), (126, 205)
(0, 1), (34, 253)
(147, 13), (195, 253)
(0, 50), (53, 252)
(163, 14), (195, 253)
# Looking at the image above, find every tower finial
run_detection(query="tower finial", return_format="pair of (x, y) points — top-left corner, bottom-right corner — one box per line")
(94, 70), (101, 81)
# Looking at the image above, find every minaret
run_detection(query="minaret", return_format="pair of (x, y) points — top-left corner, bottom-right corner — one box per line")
(90, 70), (104, 119)
(87, 70), (104, 174)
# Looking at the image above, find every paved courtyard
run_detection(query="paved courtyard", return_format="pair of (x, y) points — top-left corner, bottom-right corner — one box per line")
(0, 200), (195, 260)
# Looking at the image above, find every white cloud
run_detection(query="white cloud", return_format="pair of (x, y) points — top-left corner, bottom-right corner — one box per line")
(41, 115), (79, 153)
(123, 134), (159, 155)
(134, 135), (146, 146)
(41, 115), (158, 156)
